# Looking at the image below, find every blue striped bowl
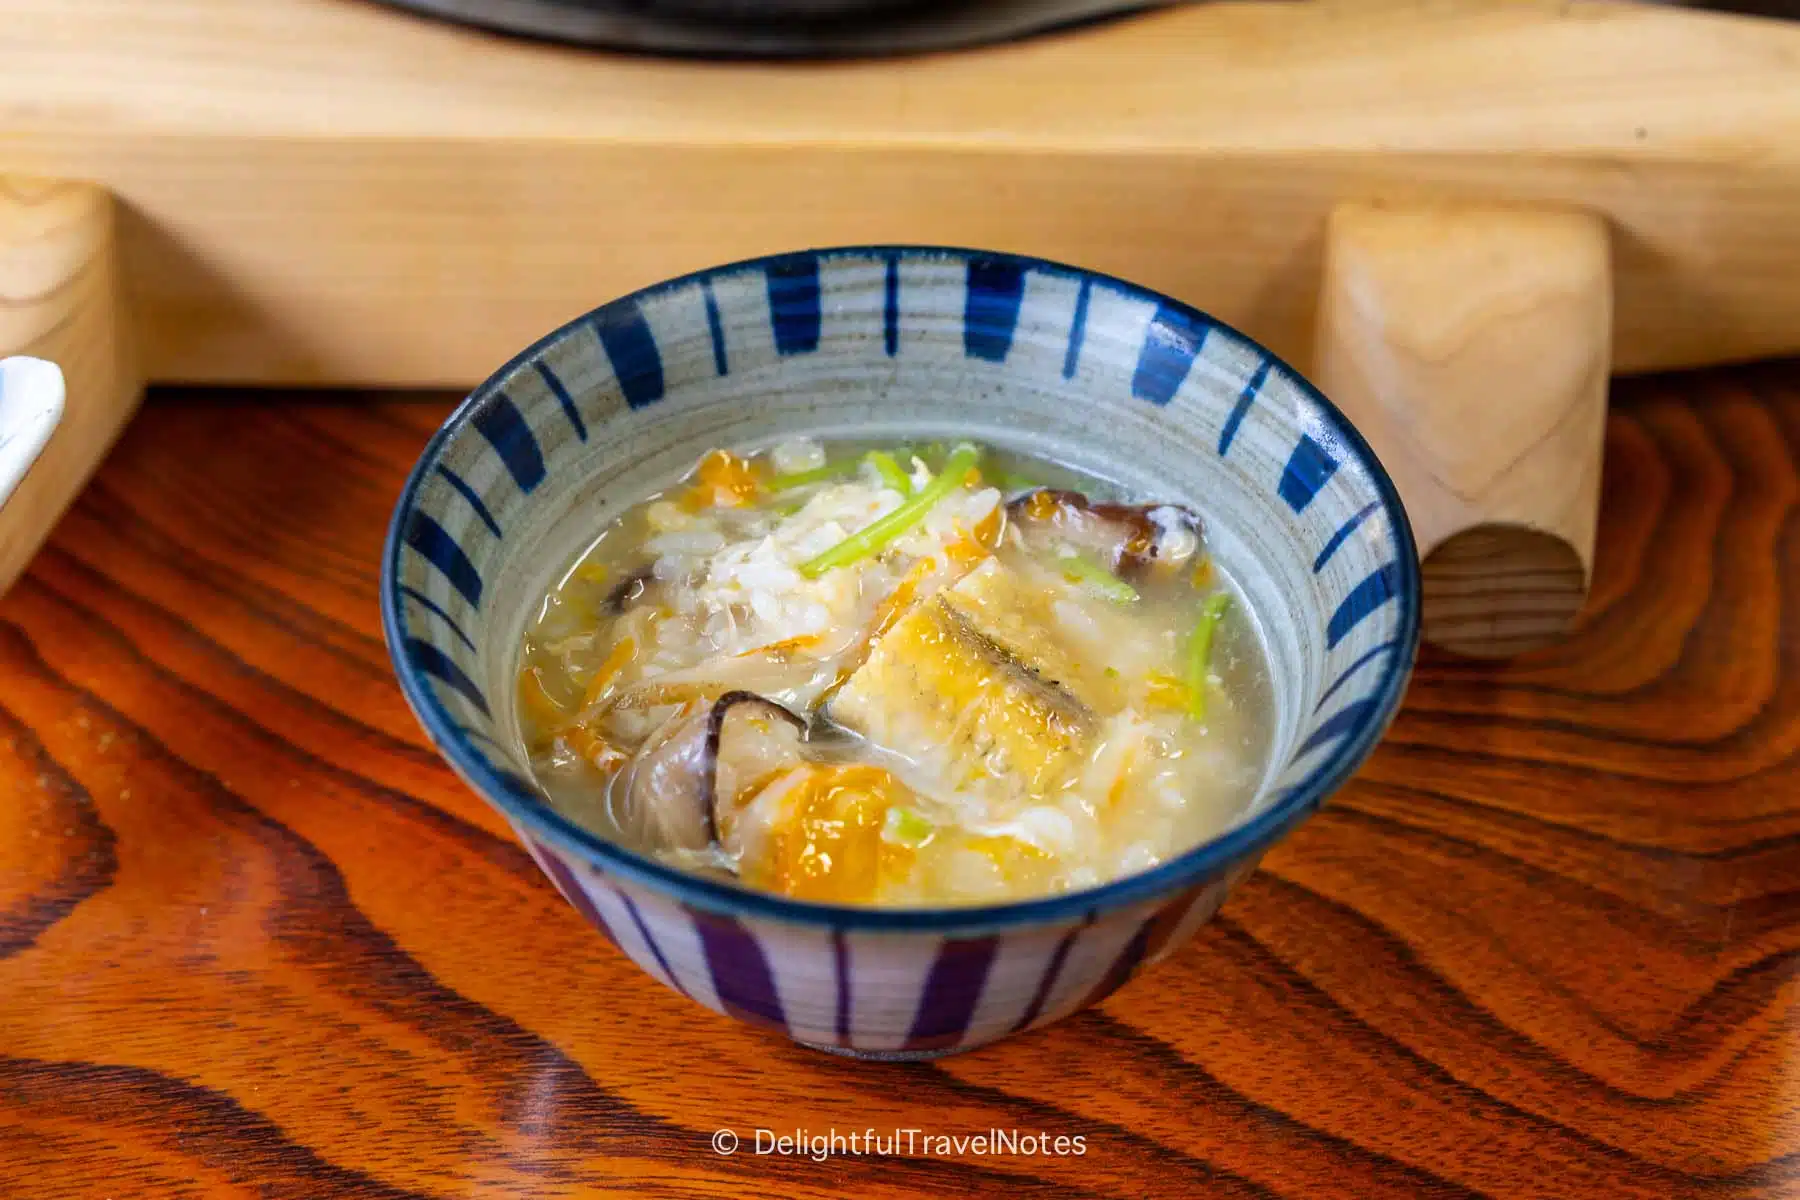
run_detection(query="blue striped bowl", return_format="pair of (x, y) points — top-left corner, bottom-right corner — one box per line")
(380, 246), (1420, 1059)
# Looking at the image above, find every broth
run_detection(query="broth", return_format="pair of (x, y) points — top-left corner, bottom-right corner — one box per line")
(516, 438), (1272, 907)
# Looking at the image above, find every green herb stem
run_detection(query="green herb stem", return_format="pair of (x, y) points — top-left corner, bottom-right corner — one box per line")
(800, 443), (981, 578)
(1185, 592), (1233, 721)
(864, 450), (913, 495)
(1056, 551), (1138, 604)
(771, 463), (853, 491)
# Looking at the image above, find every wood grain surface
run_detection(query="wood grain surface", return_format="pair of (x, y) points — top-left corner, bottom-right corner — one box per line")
(10, 0), (1800, 386)
(0, 176), (141, 595)
(1, 365), (1797, 1198)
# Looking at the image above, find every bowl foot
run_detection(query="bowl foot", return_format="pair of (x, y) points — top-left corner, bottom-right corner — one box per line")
(795, 1040), (973, 1062)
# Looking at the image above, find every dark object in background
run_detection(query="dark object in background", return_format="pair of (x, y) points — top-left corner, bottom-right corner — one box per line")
(1655, 0), (1800, 14)
(607, 0), (928, 14)
(365, 0), (1194, 58)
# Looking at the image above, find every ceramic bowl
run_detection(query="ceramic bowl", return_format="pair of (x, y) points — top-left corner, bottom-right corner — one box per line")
(380, 246), (1420, 1059)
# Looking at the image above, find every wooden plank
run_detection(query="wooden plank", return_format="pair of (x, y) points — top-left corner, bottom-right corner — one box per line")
(7, 0), (1800, 386)
(1315, 201), (1612, 657)
(0, 178), (140, 593)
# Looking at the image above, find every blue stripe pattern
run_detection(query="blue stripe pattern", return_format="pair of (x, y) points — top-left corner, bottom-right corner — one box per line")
(405, 637), (488, 716)
(906, 936), (1000, 1050)
(766, 254), (822, 356)
(1131, 303), (1211, 406)
(1218, 359), (1270, 455)
(1062, 277), (1091, 379)
(1008, 924), (1080, 1034)
(1328, 561), (1403, 649)
(531, 848), (620, 949)
(534, 362), (586, 441)
(691, 909), (787, 1029)
(592, 301), (664, 408)
(1315, 639), (1399, 713)
(404, 511), (482, 607)
(1081, 917), (1155, 1010)
(1278, 434), (1339, 513)
(701, 280), (729, 376)
(471, 393), (546, 493)
(833, 930), (852, 1044)
(1298, 697), (1381, 759)
(458, 724), (508, 751)
(398, 584), (476, 653)
(620, 890), (688, 998)
(498, 769), (542, 797)
(1314, 501), (1379, 573)
(963, 257), (1027, 363)
(434, 464), (501, 540)
(883, 254), (900, 357)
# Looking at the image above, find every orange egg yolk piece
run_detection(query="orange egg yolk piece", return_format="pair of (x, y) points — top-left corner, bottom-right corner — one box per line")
(685, 449), (763, 510)
(742, 765), (916, 904)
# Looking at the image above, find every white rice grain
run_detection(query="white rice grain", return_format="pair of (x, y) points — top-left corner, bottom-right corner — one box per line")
(771, 438), (826, 474)
(644, 529), (726, 557)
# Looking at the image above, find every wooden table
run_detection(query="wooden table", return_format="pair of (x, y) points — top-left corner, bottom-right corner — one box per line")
(2, 364), (1795, 1198)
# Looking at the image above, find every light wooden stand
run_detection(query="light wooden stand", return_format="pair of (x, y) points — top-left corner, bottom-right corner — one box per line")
(1314, 203), (1611, 657)
(0, 178), (141, 594)
(7, 0), (1800, 651)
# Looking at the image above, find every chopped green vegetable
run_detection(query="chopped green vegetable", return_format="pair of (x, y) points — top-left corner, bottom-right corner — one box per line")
(1055, 550), (1138, 604)
(997, 471), (1042, 496)
(864, 450), (913, 495)
(771, 463), (853, 491)
(1185, 592), (1233, 721)
(800, 443), (982, 578)
(883, 806), (936, 847)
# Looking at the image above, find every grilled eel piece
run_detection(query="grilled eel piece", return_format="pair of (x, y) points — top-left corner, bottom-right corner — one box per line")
(828, 558), (1100, 808)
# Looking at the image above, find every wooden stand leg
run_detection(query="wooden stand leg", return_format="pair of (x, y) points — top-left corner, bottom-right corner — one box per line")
(1313, 201), (1612, 658)
(0, 178), (142, 594)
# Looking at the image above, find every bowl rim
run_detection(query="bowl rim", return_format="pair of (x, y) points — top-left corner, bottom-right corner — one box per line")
(380, 243), (1421, 932)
